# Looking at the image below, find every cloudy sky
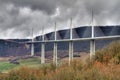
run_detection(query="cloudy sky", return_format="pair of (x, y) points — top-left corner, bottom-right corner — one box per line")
(0, 0), (120, 39)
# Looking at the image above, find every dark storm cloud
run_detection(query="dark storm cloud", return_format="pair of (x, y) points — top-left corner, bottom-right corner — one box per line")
(1, 0), (58, 15)
(82, 0), (120, 25)
(0, 5), (30, 30)
(0, 0), (120, 38)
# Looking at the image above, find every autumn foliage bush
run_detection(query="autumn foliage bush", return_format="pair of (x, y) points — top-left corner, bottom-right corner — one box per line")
(95, 40), (120, 64)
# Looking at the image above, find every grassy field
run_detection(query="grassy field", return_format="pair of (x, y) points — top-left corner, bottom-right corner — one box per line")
(18, 57), (41, 68)
(0, 57), (49, 73)
(0, 61), (18, 72)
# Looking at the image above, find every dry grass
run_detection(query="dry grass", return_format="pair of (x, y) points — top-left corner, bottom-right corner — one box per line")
(0, 61), (120, 80)
(95, 40), (120, 64)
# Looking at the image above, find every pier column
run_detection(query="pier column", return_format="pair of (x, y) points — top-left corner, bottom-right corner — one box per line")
(90, 10), (95, 60)
(53, 42), (57, 66)
(31, 43), (34, 56)
(53, 22), (58, 66)
(41, 42), (45, 64)
(41, 26), (45, 64)
(90, 40), (95, 59)
(69, 18), (73, 65)
(69, 41), (73, 65)
(31, 28), (34, 56)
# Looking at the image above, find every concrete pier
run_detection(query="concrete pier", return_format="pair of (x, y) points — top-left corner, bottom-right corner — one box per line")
(90, 40), (95, 59)
(53, 22), (58, 66)
(53, 42), (57, 66)
(41, 26), (45, 64)
(69, 18), (73, 65)
(69, 41), (73, 65)
(90, 11), (95, 59)
(31, 28), (34, 56)
(41, 42), (45, 64)
(31, 43), (34, 56)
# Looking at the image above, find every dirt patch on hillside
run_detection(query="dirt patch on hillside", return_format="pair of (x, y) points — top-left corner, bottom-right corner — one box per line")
(0, 57), (11, 61)
(59, 52), (89, 64)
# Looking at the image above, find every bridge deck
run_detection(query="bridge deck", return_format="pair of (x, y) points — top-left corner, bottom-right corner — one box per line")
(23, 35), (120, 44)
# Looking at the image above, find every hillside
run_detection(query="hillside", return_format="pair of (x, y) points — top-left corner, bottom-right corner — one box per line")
(0, 40), (120, 80)
(0, 39), (118, 57)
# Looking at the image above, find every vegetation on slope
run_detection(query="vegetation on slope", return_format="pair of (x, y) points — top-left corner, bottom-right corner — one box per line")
(95, 40), (120, 64)
(0, 62), (18, 72)
(0, 40), (120, 80)
(0, 57), (44, 72)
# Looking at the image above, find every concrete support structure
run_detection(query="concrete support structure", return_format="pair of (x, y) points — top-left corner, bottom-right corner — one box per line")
(53, 22), (58, 66)
(31, 28), (34, 56)
(41, 26), (45, 64)
(90, 11), (95, 59)
(90, 27), (95, 59)
(69, 41), (73, 65)
(41, 42), (45, 64)
(25, 25), (120, 65)
(90, 39), (95, 59)
(53, 42), (57, 66)
(69, 18), (73, 65)
(31, 43), (34, 56)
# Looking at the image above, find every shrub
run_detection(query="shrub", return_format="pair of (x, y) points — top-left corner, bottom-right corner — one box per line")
(95, 40), (120, 64)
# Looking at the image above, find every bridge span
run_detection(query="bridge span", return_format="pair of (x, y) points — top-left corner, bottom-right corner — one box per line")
(21, 25), (120, 66)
